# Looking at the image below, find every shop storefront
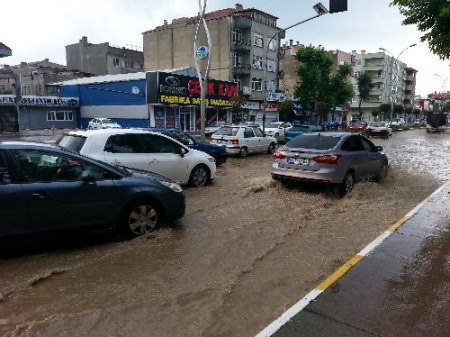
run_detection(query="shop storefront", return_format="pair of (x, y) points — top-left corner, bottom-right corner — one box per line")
(146, 71), (237, 131)
(0, 95), (79, 132)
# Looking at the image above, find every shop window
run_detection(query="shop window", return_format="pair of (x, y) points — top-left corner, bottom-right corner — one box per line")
(47, 111), (73, 121)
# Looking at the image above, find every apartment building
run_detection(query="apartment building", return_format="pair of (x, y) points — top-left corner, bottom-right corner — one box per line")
(142, 3), (282, 124)
(66, 36), (144, 76)
(350, 50), (417, 120)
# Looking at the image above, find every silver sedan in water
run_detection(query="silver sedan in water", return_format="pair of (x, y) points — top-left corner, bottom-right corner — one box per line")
(271, 132), (388, 196)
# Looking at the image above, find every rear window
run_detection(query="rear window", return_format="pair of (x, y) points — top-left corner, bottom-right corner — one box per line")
(289, 126), (311, 132)
(214, 127), (239, 136)
(286, 134), (341, 150)
(57, 135), (87, 153)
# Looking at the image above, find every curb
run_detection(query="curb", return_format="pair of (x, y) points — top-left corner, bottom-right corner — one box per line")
(255, 179), (450, 337)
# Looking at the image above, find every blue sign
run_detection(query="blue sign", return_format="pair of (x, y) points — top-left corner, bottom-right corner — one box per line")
(196, 46), (209, 60)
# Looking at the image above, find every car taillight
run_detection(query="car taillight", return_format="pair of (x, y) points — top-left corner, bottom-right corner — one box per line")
(312, 154), (342, 164)
(272, 151), (286, 160)
(231, 138), (239, 145)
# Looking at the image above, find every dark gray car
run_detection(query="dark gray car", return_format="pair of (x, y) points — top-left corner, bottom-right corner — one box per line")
(271, 132), (388, 196)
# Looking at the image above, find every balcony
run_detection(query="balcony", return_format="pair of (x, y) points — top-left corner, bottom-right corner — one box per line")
(232, 40), (252, 52)
(233, 16), (252, 29)
(232, 63), (251, 75)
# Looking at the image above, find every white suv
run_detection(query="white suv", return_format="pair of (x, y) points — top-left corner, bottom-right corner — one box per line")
(57, 129), (216, 187)
(209, 124), (277, 157)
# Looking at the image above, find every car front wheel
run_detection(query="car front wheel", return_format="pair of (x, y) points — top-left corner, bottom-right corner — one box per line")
(119, 199), (161, 239)
(189, 165), (210, 187)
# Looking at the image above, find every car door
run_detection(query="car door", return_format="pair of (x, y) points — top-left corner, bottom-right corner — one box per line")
(0, 150), (28, 236)
(103, 133), (189, 183)
(252, 126), (269, 152)
(340, 135), (367, 180)
(12, 149), (118, 232)
(360, 136), (384, 178)
(243, 127), (259, 153)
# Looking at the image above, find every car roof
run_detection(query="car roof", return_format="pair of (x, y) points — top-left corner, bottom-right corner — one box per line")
(0, 140), (59, 150)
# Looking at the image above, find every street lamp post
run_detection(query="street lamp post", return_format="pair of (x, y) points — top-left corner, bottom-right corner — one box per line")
(379, 43), (416, 122)
(262, 2), (329, 134)
(194, 0), (212, 142)
(434, 73), (448, 92)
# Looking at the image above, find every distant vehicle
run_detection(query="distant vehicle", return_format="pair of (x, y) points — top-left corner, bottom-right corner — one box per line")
(347, 121), (367, 133)
(144, 128), (228, 166)
(205, 121), (228, 135)
(0, 141), (185, 239)
(366, 121), (392, 139)
(88, 118), (121, 130)
(323, 120), (341, 130)
(426, 112), (447, 133)
(413, 119), (421, 128)
(272, 132), (388, 197)
(390, 118), (406, 130)
(284, 124), (322, 143)
(57, 129), (216, 187)
(209, 124), (277, 158)
(263, 121), (293, 139)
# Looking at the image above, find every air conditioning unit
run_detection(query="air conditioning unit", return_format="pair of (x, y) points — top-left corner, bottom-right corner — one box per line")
(243, 86), (251, 95)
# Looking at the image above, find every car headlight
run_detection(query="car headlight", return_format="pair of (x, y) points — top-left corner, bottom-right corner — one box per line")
(207, 156), (215, 163)
(159, 180), (183, 193)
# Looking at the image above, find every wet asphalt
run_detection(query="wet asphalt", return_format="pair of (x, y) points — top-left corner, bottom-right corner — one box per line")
(260, 181), (450, 337)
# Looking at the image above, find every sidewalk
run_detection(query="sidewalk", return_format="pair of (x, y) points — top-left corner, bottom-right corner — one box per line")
(258, 181), (450, 337)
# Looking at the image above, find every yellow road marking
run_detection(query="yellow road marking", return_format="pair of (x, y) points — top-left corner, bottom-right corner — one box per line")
(316, 255), (363, 291)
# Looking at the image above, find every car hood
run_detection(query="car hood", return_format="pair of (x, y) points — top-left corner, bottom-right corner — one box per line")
(194, 142), (226, 153)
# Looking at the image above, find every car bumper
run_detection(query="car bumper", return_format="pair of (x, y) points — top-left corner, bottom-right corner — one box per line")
(162, 191), (186, 222)
(271, 162), (343, 184)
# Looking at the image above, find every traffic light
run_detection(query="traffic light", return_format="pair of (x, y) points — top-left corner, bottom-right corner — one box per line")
(329, 0), (347, 13)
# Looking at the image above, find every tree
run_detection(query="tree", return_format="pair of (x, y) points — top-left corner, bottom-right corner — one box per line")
(329, 63), (354, 121)
(371, 108), (381, 120)
(357, 72), (374, 119)
(379, 103), (391, 120)
(391, 0), (450, 60)
(393, 104), (404, 117)
(279, 100), (297, 122)
(294, 45), (333, 123)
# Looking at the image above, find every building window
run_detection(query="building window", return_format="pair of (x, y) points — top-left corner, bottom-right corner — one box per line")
(233, 78), (242, 91)
(47, 111), (73, 121)
(253, 33), (264, 48)
(113, 57), (120, 67)
(268, 39), (277, 51)
(252, 55), (263, 70)
(252, 78), (262, 91)
(265, 80), (275, 92)
(354, 71), (361, 78)
(267, 59), (275, 72)
(232, 28), (242, 43)
(233, 52), (243, 67)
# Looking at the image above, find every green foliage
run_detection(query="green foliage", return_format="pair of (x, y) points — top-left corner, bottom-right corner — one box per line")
(279, 100), (297, 121)
(379, 103), (391, 113)
(293, 46), (353, 123)
(371, 108), (381, 118)
(404, 106), (413, 115)
(391, 0), (450, 59)
(393, 104), (404, 114)
(357, 72), (374, 118)
(294, 45), (333, 112)
(413, 108), (421, 116)
(442, 102), (450, 113)
(230, 94), (247, 113)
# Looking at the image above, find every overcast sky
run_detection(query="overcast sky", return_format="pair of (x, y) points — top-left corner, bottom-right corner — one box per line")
(2, 0), (449, 97)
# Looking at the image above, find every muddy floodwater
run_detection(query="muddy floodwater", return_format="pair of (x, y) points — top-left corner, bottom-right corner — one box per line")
(0, 129), (449, 337)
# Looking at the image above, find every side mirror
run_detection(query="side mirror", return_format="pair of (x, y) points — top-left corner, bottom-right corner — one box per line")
(176, 147), (187, 158)
(81, 169), (96, 185)
(376, 146), (383, 152)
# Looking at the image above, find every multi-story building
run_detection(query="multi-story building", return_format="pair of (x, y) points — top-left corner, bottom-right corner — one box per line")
(350, 50), (417, 121)
(0, 42), (12, 58)
(142, 3), (282, 124)
(66, 36), (144, 76)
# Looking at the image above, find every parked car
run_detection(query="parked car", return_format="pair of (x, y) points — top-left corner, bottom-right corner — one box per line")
(144, 128), (228, 166)
(390, 118), (406, 130)
(284, 124), (322, 143)
(209, 124), (277, 158)
(205, 121), (228, 136)
(347, 121), (367, 133)
(366, 121), (392, 138)
(88, 118), (121, 130)
(272, 132), (388, 196)
(56, 129), (216, 187)
(0, 141), (185, 239)
(322, 120), (341, 130)
(263, 121), (293, 140)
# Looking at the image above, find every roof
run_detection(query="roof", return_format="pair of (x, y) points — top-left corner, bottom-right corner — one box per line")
(51, 66), (197, 86)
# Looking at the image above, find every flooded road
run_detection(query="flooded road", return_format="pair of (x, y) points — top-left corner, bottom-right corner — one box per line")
(0, 129), (449, 337)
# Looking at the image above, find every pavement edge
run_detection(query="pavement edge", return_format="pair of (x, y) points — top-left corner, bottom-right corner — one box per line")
(255, 179), (450, 337)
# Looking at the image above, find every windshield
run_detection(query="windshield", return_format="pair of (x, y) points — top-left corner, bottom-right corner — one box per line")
(56, 135), (87, 153)
(214, 127), (239, 136)
(101, 118), (114, 124)
(173, 131), (195, 145)
(369, 122), (385, 127)
(286, 134), (341, 150)
(267, 122), (282, 128)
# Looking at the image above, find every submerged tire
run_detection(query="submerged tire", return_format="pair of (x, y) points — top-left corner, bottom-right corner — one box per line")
(189, 165), (209, 187)
(119, 199), (161, 239)
(239, 147), (248, 158)
(333, 171), (354, 197)
(375, 162), (388, 182)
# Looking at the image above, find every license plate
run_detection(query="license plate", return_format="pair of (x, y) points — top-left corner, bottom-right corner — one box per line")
(287, 157), (309, 165)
